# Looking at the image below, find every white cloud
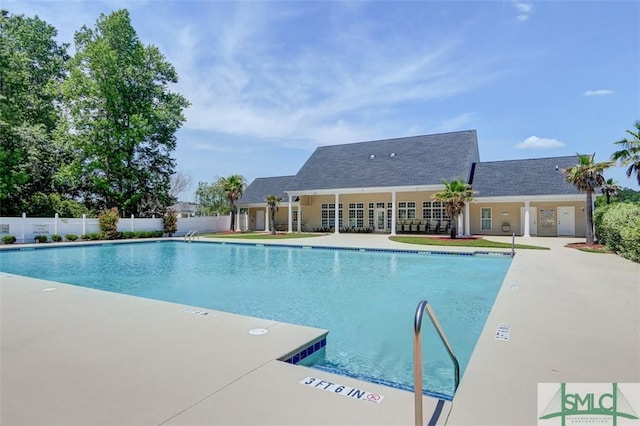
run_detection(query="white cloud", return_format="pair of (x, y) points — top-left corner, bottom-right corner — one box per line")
(516, 136), (566, 149)
(171, 5), (498, 150)
(584, 89), (614, 96)
(512, 1), (533, 21)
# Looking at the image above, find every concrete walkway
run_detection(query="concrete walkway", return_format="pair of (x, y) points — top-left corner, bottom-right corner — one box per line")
(1, 234), (638, 425)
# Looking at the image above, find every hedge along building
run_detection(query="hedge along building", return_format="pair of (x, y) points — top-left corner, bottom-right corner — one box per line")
(238, 130), (587, 237)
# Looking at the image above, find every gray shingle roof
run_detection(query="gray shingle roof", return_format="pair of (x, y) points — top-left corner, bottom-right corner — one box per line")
(240, 175), (294, 204)
(285, 130), (480, 191)
(471, 156), (583, 197)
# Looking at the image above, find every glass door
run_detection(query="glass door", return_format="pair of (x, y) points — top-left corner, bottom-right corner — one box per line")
(375, 208), (386, 232)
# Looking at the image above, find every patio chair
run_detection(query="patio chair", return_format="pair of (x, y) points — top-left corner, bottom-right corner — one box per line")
(410, 219), (420, 233)
(428, 220), (440, 233)
(440, 220), (451, 234)
(418, 219), (428, 233)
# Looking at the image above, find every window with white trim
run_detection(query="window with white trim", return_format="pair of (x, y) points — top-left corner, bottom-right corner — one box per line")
(321, 203), (343, 228)
(481, 207), (492, 230)
(348, 202), (364, 227)
(398, 201), (416, 220)
(422, 201), (450, 220)
(368, 203), (375, 228)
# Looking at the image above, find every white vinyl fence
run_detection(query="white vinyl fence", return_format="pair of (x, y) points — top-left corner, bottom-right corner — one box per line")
(0, 213), (249, 243)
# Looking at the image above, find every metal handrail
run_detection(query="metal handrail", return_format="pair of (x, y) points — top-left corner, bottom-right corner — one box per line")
(511, 232), (516, 257)
(184, 230), (199, 241)
(413, 300), (460, 426)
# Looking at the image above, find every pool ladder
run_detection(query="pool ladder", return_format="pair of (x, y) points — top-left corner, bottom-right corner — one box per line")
(184, 230), (199, 241)
(413, 300), (460, 426)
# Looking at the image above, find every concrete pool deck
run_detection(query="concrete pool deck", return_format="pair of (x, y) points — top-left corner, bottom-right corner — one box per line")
(1, 234), (638, 425)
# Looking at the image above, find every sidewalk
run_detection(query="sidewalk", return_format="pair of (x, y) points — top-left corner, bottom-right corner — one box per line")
(1, 234), (638, 425)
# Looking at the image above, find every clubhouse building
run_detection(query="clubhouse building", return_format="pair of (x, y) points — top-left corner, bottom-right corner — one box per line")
(238, 130), (587, 237)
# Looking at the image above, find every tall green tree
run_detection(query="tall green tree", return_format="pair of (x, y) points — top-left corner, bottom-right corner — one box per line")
(194, 180), (231, 216)
(0, 10), (69, 215)
(60, 9), (189, 216)
(563, 153), (614, 244)
(611, 121), (640, 187)
(433, 179), (474, 239)
(600, 178), (621, 205)
(218, 174), (246, 231)
(265, 194), (283, 234)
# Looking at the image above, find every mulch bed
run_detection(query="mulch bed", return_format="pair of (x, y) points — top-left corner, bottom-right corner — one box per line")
(426, 236), (482, 240)
(565, 242), (614, 253)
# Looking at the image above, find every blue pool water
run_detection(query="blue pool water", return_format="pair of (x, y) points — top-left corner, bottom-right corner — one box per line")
(0, 241), (511, 398)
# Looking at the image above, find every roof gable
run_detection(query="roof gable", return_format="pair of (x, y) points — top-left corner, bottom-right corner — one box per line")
(471, 156), (583, 197)
(240, 175), (294, 204)
(286, 130), (480, 191)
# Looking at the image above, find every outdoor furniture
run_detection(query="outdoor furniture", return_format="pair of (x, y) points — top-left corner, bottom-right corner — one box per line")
(410, 219), (420, 232)
(418, 220), (428, 233)
(428, 220), (440, 233)
(440, 220), (451, 233)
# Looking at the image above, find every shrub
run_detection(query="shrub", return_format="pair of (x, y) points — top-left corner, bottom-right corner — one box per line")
(121, 231), (136, 239)
(151, 230), (163, 238)
(81, 234), (90, 240)
(593, 204), (611, 243)
(163, 209), (178, 237)
(51, 234), (63, 242)
(2, 235), (16, 244)
(35, 235), (48, 243)
(88, 232), (101, 241)
(135, 231), (151, 238)
(599, 203), (640, 263)
(98, 207), (120, 240)
(65, 234), (78, 241)
(312, 226), (332, 233)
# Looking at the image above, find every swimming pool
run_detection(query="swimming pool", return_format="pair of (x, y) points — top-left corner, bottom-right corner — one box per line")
(0, 241), (511, 398)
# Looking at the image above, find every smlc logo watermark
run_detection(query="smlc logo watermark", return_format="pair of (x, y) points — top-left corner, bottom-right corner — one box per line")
(538, 383), (640, 426)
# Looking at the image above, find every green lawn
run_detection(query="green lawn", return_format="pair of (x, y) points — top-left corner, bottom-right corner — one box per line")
(390, 236), (550, 250)
(199, 232), (324, 240)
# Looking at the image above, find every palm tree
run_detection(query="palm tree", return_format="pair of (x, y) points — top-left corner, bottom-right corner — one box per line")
(218, 174), (246, 231)
(265, 194), (283, 234)
(611, 121), (640, 186)
(600, 178), (621, 205)
(433, 179), (475, 239)
(563, 153), (614, 244)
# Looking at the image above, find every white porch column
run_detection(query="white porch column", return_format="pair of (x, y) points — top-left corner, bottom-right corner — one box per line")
(297, 204), (301, 233)
(265, 209), (270, 233)
(288, 195), (293, 233)
(457, 214), (463, 237)
(464, 202), (471, 236)
(54, 213), (59, 235)
(334, 193), (340, 234)
(524, 200), (531, 238)
(390, 191), (397, 236)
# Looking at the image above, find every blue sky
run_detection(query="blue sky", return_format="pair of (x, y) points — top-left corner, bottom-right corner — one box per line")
(8, 1), (640, 199)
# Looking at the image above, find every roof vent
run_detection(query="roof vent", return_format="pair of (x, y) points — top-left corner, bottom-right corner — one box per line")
(369, 154), (375, 159)
(390, 152), (396, 158)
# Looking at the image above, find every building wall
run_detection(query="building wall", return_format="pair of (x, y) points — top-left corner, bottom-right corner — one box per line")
(248, 195), (587, 236)
(249, 191), (445, 231)
(470, 200), (586, 237)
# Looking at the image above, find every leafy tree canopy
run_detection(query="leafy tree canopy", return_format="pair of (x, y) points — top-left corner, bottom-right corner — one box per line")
(194, 180), (231, 216)
(0, 9), (69, 215)
(60, 9), (189, 217)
